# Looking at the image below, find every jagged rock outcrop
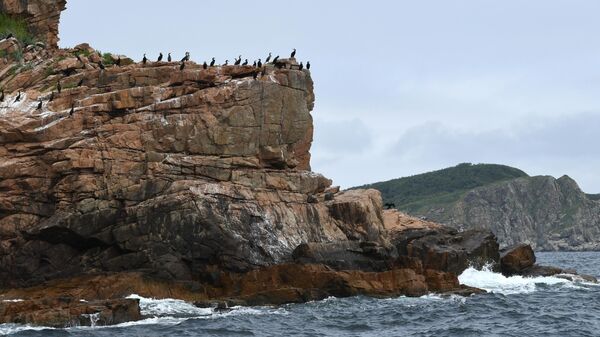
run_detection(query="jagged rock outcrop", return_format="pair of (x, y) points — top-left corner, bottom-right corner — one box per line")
(500, 243), (535, 275)
(0, 0), (66, 48)
(425, 175), (600, 251)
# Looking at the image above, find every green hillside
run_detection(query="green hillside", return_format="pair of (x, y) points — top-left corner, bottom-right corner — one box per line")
(353, 163), (529, 214)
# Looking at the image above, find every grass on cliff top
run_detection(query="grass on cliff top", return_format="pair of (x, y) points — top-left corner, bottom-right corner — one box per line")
(0, 13), (35, 46)
(351, 163), (529, 214)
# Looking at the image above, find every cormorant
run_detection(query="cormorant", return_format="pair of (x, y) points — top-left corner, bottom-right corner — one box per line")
(203, 61), (208, 69)
(98, 62), (105, 70)
(37, 100), (42, 110)
(242, 59), (248, 66)
(306, 61), (311, 70)
(257, 59), (262, 68)
(181, 52), (190, 62)
(69, 104), (74, 116)
(14, 91), (21, 102)
(142, 53), (147, 64)
(158, 52), (163, 62)
(77, 78), (84, 87)
(0, 90), (4, 102)
(253, 60), (257, 67)
(6, 33), (13, 39)
(272, 55), (279, 64)
(299, 62), (303, 70)
(291, 48), (296, 58)
(265, 52), (272, 63)
(210, 57), (216, 67)
(234, 55), (241, 65)
(223, 60), (229, 66)
(253, 72), (258, 80)
(116, 56), (121, 66)
(179, 61), (185, 71)
(57, 81), (62, 93)
(168, 53), (172, 62)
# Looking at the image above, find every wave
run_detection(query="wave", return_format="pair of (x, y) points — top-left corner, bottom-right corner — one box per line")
(457, 266), (586, 295)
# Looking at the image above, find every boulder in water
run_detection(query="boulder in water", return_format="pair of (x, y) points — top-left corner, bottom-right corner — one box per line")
(500, 243), (536, 275)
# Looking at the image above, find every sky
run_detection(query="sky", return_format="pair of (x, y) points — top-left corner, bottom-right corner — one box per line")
(59, 0), (600, 193)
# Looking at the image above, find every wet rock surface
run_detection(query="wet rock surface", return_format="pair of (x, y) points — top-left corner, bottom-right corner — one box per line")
(500, 243), (536, 275)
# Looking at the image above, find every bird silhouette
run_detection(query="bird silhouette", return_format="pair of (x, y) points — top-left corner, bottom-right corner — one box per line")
(116, 56), (121, 66)
(272, 55), (279, 64)
(69, 104), (74, 116)
(168, 53), (172, 62)
(253, 60), (257, 67)
(291, 48), (296, 58)
(203, 61), (208, 69)
(14, 91), (21, 102)
(180, 61), (185, 70)
(265, 52), (272, 63)
(306, 61), (311, 70)
(242, 59), (248, 66)
(210, 57), (216, 67)
(257, 59), (262, 68)
(299, 62), (304, 70)
(142, 53), (147, 64)
(223, 60), (229, 66)
(57, 81), (62, 93)
(37, 100), (42, 110)
(98, 62), (105, 70)
(157, 53), (163, 62)
(234, 55), (242, 65)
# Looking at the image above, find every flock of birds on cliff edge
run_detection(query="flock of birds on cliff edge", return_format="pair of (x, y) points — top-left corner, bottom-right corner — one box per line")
(0, 44), (310, 118)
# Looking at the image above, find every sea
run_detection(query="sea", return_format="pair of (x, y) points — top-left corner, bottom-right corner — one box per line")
(2, 252), (599, 337)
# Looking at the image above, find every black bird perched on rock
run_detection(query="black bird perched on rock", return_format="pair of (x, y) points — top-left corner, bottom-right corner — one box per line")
(168, 53), (172, 62)
(203, 61), (208, 69)
(210, 57), (216, 67)
(98, 61), (105, 70)
(253, 72), (258, 80)
(6, 33), (13, 39)
(69, 104), (74, 116)
(157, 52), (163, 62)
(290, 48), (296, 58)
(252, 60), (257, 67)
(179, 61), (185, 70)
(181, 52), (190, 62)
(265, 52), (272, 63)
(272, 55), (279, 64)
(142, 53), (147, 64)
(77, 78), (84, 87)
(306, 61), (311, 70)
(57, 81), (62, 93)
(0, 90), (4, 102)
(242, 59), (248, 66)
(234, 55), (241, 65)
(299, 62), (303, 70)
(14, 91), (21, 102)
(223, 60), (229, 66)
(37, 100), (42, 110)
(115, 56), (121, 66)
(257, 59), (262, 68)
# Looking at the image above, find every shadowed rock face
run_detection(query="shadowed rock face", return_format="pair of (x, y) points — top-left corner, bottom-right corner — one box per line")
(0, 0), (67, 48)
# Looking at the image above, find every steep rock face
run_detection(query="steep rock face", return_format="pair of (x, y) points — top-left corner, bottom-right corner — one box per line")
(0, 36), (390, 288)
(0, 0), (66, 48)
(425, 175), (600, 251)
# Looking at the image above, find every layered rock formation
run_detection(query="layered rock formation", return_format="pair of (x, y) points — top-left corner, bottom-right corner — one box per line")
(0, 3), (592, 328)
(0, 0), (66, 48)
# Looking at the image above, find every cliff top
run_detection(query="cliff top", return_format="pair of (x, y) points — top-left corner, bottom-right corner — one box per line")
(0, 0), (66, 48)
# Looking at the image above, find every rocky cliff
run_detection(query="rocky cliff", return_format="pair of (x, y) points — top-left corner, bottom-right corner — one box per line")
(361, 164), (600, 251)
(0, 0), (66, 48)
(0, 3), (591, 328)
(430, 175), (600, 251)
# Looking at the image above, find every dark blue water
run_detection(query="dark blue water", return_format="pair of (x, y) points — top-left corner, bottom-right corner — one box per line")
(2, 252), (599, 337)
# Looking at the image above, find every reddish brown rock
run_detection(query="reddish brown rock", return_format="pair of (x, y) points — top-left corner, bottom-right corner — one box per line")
(0, 297), (140, 328)
(500, 243), (536, 275)
(0, 0), (67, 48)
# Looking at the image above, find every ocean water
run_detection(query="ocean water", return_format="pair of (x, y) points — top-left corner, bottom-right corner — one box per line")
(2, 252), (600, 337)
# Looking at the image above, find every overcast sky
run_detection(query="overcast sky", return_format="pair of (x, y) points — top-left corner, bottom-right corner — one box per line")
(60, 0), (600, 193)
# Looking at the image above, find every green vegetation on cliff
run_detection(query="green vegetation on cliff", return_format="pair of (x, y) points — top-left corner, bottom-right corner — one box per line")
(353, 163), (528, 213)
(0, 13), (34, 45)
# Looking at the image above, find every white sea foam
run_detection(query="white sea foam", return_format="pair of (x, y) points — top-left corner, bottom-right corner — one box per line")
(458, 266), (571, 295)
(125, 294), (212, 317)
(0, 324), (55, 335)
